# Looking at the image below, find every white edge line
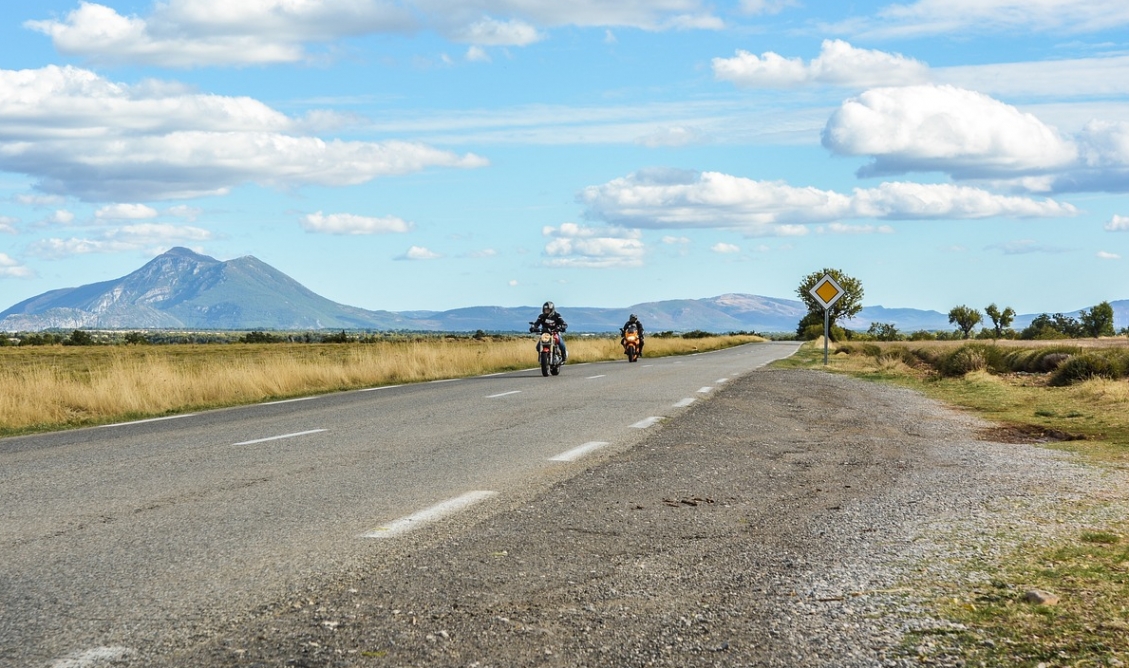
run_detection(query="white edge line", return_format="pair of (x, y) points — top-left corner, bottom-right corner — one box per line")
(630, 416), (662, 429)
(697, 386), (713, 394)
(234, 429), (327, 446)
(361, 491), (496, 538)
(586, 374), (606, 379)
(480, 372), (507, 377)
(673, 398), (696, 408)
(486, 390), (522, 398)
(359, 384), (403, 392)
(262, 396), (316, 406)
(716, 378), (729, 384)
(430, 378), (460, 384)
(549, 441), (610, 462)
(98, 414), (196, 428)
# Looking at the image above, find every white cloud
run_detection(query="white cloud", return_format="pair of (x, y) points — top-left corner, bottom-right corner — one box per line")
(466, 46), (491, 62)
(713, 40), (928, 89)
(463, 249), (498, 258)
(25, 0), (416, 67)
(821, 222), (895, 234)
(823, 85), (1078, 179)
(15, 193), (66, 206)
(0, 252), (34, 278)
(508, 279), (518, 286)
(987, 239), (1069, 255)
(661, 235), (691, 244)
(711, 242), (740, 253)
(95, 203), (159, 220)
(0, 65), (487, 202)
(1097, 250), (1121, 260)
(452, 18), (543, 46)
(861, 0), (1129, 38)
(0, 216), (18, 234)
(166, 205), (201, 220)
(47, 210), (76, 226)
(635, 126), (705, 147)
(28, 223), (213, 259)
(27, 0), (721, 67)
(301, 211), (413, 235)
(396, 245), (442, 260)
(739, 0), (800, 15)
(579, 169), (1076, 234)
(542, 223), (644, 268)
(1105, 214), (1129, 231)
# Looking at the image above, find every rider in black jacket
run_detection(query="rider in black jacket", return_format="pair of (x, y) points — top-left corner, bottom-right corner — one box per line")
(620, 313), (644, 354)
(529, 301), (568, 362)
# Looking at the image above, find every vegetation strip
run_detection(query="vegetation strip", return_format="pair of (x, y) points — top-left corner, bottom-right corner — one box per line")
(775, 340), (1129, 665)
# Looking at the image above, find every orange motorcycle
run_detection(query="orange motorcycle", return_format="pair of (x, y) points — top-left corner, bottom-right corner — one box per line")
(622, 324), (641, 363)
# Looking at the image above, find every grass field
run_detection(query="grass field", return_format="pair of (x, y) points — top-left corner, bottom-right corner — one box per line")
(777, 339), (1129, 666)
(0, 333), (761, 436)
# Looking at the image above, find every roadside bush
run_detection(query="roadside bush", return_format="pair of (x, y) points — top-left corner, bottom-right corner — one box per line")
(240, 331), (282, 343)
(1049, 351), (1129, 386)
(1001, 345), (1080, 373)
(937, 343), (1007, 377)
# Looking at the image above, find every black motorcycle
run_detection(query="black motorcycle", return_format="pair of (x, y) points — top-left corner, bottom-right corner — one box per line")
(529, 322), (564, 377)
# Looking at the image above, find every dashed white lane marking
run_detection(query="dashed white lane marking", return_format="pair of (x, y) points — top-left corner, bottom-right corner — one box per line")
(430, 378), (460, 384)
(716, 378), (729, 384)
(673, 398), (696, 408)
(51, 646), (132, 668)
(631, 416), (663, 429)
(549, 441), (610, 462)
(262, 396), (316, 405)
(487, 390), (521, 398)
(359, 384), (403, 392)
(98, 414), (196, 428)
(480, 372), (507, 377)
(697, 386), (713, 394)
(361, 491), (496, 538)
(587, 374), (606, 379)
(234, 429), (326, 446)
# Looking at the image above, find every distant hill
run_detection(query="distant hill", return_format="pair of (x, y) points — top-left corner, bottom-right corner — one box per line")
(2, 248), (1126, 334)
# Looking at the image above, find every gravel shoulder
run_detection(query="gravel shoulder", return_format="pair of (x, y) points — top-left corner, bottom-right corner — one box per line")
(163, 368), (1126, 668)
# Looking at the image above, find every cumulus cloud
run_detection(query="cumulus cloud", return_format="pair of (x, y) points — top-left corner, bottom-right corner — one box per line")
(579, 169), (1076, 235)
(301, 211), (413, 235)
(711, 242), (740, 253)
(1097, 250), (1121, 260)
(1106, 214), (1129, 231)
(542, 222), (644, 268)
(95, 203), (159, 220)
(396, 245), (442, 260)
(713, 40), (928, 89)
(0, 216), (19, 234)
(661, 235), (691, 244)
(25, 0), (416, 67)
(0, 253), (34, 278)
(29, 222), (213, 259)
(823, 85), (1078, 179)
(27, 0), (721, 66)
(0, 65), (487, 202)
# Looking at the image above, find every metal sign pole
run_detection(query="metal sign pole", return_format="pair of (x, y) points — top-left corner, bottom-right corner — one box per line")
(823, 307), (829, 365)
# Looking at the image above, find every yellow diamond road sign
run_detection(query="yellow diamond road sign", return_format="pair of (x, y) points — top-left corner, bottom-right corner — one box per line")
(810, 274), (844, 309)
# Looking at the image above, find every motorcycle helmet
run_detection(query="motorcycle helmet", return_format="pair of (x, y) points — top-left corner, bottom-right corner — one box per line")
(629, 313), (637, 321)
(542, 301), (555, 315)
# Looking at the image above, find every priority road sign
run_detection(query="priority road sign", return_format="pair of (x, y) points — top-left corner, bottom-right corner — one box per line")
(809, 274), (844, 309)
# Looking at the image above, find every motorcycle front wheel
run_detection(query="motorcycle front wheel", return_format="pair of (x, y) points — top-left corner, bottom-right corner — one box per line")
(540, 352), (550, 376)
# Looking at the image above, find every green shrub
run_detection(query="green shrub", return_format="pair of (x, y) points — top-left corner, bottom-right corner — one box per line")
(1049, 351), (1129, 386)
(938, 344), (1004, 377)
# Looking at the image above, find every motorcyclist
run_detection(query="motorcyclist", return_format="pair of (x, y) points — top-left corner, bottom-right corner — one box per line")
(620, 313), (644, 354)
(529, 301), (568, 362)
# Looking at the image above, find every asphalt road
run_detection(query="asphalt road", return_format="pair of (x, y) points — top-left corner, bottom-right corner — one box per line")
(0, 341), (799, 668)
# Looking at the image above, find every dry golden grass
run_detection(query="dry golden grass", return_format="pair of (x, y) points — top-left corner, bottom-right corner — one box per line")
(0, 334), (761, 435)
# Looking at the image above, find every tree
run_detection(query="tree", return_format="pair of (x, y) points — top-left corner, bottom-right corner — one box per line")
(984, 303), (1016, 339)
(1079, 301), (1116, 338)
(795, 268), (864, 340)
(1020, 313), (1081, 339)
(948, 305), (982, 339)
(866, 322), (901, 341)
(64, 329), (94, 346)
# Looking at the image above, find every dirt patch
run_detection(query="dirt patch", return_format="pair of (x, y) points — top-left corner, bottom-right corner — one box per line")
(978, 423), (1086, 444)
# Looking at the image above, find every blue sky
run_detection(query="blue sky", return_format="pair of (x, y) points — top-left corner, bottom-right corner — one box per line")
(0, 0), (1127, 315)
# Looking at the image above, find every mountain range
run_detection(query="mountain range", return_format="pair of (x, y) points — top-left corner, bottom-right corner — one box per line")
(1, 248), (1126, 334)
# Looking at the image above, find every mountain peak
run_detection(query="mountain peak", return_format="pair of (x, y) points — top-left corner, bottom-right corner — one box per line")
(158, 247), (219, 263)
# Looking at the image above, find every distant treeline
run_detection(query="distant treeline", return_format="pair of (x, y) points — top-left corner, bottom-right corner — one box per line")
(2, 328), (772, 347)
